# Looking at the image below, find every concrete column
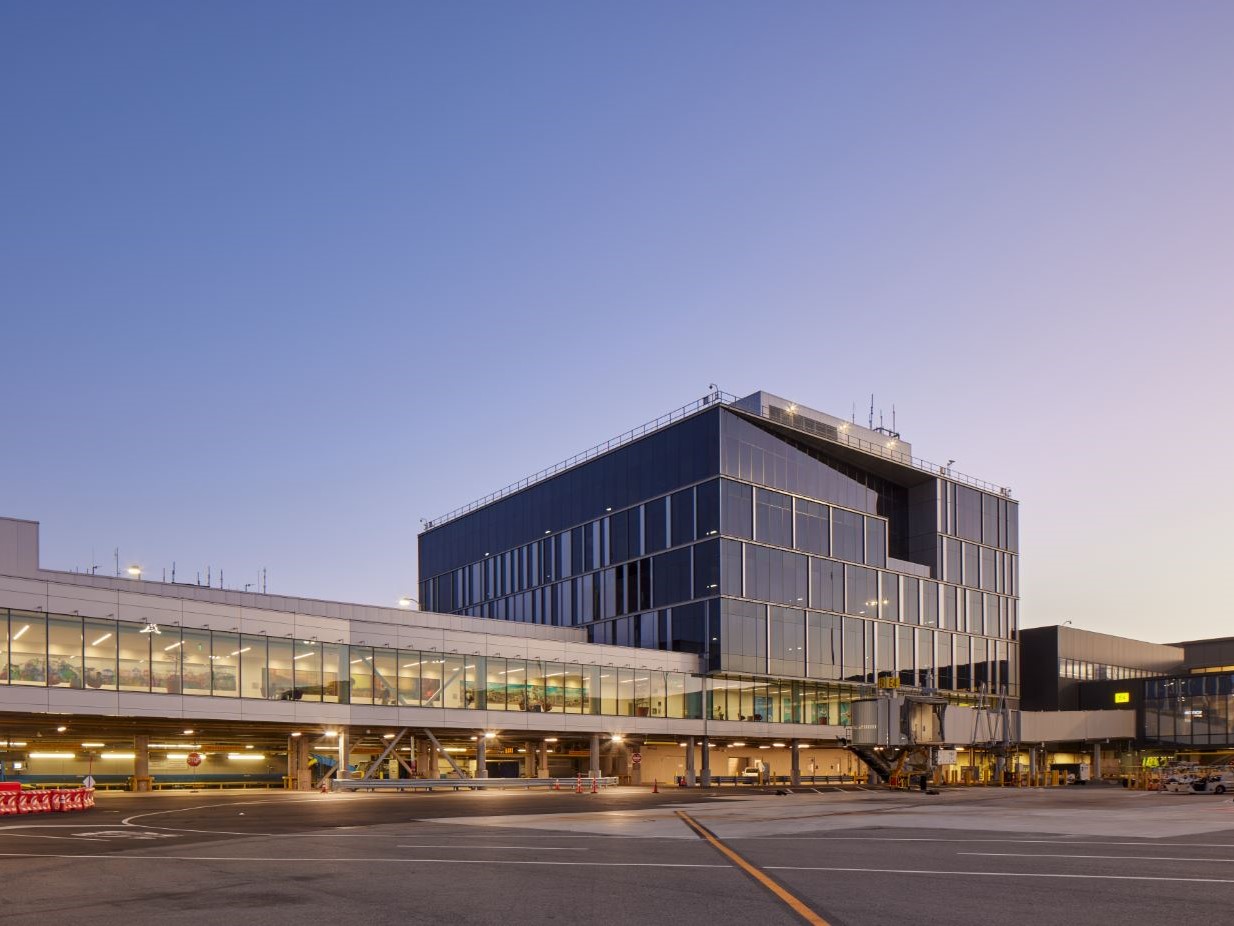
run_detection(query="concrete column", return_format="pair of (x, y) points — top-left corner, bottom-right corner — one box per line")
(476, 734), (488, 778)
(428, 740), (440, 779)
(132, 734), (150, 791)
(589, 733), (601, 780)
(286, 735), (296, 787)
(700, 736), (712, 787)
(288, 735), (311, 790)
(524, 743), (536, 778)
(1093, 743), (1101, 782)
(611, 741), (628, 782)
(415, 737), (431, 778)
(790, 738), (801, 787)
(337, 729), (349, 781)
(685, 736), (697, 787)
(537, 740), (550, 779)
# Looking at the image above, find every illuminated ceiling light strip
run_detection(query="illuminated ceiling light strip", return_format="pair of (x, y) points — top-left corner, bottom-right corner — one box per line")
(90, 632), (113, 647)
(12, 624), (30, 641)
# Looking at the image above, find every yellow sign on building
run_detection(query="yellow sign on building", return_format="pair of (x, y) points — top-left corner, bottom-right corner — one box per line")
(1114, 691), (1130, 704)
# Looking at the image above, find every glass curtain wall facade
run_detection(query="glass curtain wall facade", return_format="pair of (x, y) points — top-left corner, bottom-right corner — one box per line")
(1143, 674), (1234, 747)
(419, 402), (1021, 705)
(0, 607), (882, 725)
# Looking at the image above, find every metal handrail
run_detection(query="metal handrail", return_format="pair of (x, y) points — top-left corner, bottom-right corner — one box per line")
(422, 391), (739, 529)
(755, 404), (1013, 497)
(422, 389), (1013, 530)
(333, 775), (621, 792)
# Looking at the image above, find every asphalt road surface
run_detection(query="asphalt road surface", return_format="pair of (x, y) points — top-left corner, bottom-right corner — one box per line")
(3, 786), (1233, 925)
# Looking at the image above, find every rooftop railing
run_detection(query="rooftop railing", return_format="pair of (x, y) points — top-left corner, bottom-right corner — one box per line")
(421, 391), (740, 529)
(422, 390), (1012, 529)
(754, 403), (1013, 498)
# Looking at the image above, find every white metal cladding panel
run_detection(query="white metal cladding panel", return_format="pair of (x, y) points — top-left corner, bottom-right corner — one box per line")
(0, 684), (54, 712)
(3, 680), (823, 740)
(1020, 709), (1135, 743)
(0, 576), (48, 611)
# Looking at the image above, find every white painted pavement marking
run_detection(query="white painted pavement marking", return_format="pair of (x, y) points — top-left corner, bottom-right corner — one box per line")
(395, 844), (580, 850)
(959, 852), (1234, 863)
(0, 852), (726, 868)
(765, 865), (1234, 884)
(728, 835), (1234, 847)
(120, 796), (323, 826)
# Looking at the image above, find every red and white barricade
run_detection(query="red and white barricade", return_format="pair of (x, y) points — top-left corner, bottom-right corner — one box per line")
(0, 785), (97, 814)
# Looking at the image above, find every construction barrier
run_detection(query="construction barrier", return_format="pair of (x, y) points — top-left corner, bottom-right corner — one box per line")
(0, 787), (94, 815)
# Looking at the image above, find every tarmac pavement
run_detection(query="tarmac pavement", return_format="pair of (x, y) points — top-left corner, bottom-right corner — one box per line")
(3, 785), (1233, 925)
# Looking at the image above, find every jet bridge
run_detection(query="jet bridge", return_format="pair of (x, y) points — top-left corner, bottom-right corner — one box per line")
(846, 693), (948, 783)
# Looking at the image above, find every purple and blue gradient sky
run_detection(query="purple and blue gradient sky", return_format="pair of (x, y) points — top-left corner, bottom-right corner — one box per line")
(3, 3), (1231, 642)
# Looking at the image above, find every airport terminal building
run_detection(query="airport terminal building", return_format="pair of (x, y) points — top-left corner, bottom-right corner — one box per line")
(419, 389), (1022, 720)
(0, 390), (1028, 789)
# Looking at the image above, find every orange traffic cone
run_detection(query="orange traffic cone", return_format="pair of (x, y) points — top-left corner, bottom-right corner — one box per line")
(575, 775), (582, 794)
(553, 778), (560, 791)
(652, 778), (659, 793)
(591, 776), (598, 794)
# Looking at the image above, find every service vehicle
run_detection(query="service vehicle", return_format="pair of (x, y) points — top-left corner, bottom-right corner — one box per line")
(1162, 773), (1199, 792)
(1190, 772), (1233, 794)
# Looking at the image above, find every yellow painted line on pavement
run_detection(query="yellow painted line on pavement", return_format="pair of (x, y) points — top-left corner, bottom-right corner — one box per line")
(674, 811), (830, 926)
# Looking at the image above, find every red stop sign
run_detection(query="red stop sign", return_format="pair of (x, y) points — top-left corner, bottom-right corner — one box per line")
(186, 752), (203, 768)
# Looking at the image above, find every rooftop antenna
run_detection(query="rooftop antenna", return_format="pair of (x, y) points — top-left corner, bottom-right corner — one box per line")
(851, 403), (856, 425)
(892, 404), (896, 434)
(263, 567), (267, 594)
(868, 394), (874, 430)
(172, 561), (176, 583)
(114, 547), (119, 577)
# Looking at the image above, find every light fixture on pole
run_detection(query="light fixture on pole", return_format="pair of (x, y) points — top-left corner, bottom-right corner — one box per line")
(398, 596), (419, 609)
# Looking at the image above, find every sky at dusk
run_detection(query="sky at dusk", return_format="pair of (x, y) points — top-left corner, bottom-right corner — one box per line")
(2, 2), (1231, 644)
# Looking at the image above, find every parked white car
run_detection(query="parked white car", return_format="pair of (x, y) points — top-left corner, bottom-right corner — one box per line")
(1162, 774), (1198, 793)
(1190, 772), (1233, 795)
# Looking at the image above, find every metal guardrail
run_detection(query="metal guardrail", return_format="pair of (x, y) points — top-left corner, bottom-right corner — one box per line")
(331, 776), (621, 792)
(422, 392), (740, 529)
(422, 389), (1014, 531)
(758, 404), (1013, 498)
